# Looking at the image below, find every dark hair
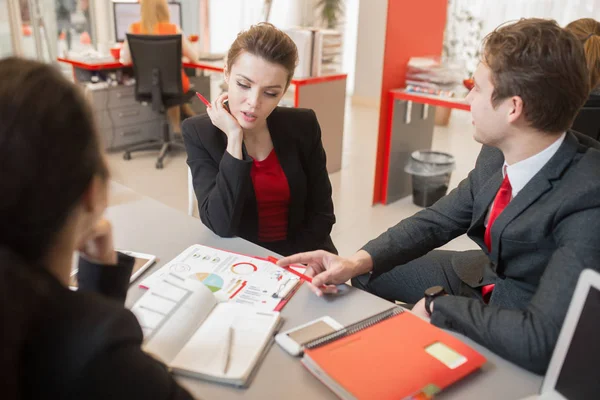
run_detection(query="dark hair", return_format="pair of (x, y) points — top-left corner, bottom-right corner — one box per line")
(482, 18), (590, 133)
(226, 22), (298, 87)
(565, 18), (600, 91)
(0, 57), (108, 264)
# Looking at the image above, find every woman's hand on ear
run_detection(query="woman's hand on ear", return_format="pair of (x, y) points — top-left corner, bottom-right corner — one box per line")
(206, 93), (244, 159)
(79, 219), (118, 265)
(206, 93), (243, 140)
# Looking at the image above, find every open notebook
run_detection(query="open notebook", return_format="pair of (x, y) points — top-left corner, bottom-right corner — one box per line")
(131, 273), (282, 387)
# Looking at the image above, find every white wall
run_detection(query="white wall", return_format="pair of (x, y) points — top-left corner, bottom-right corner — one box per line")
(94, 0), (112, 53)
(0, 0), (14, 57)
(352, 0), (388, 106)
(209, 0), (306, 53)
(342, 0), (359, 95)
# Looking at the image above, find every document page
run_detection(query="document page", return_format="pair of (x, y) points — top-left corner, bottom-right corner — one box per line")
(169, 302), (280, 381)
(139, 245), (300, 312)
(131, 273), (217, 363)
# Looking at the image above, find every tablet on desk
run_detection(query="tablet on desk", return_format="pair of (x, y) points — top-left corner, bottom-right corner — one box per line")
(69, 250), (156, 289)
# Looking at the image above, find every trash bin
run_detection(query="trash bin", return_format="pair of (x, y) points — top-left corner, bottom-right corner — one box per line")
(404, 150), (455, 207)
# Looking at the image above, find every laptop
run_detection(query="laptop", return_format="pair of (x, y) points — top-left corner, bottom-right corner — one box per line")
(523, 269), (600, 399)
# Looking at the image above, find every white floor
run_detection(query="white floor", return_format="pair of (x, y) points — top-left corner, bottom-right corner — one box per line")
(106, 100), (483, 257)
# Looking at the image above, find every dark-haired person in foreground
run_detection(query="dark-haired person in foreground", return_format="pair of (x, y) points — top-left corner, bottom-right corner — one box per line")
(0, 57), (194, 399)
(278, 19), (600, 374)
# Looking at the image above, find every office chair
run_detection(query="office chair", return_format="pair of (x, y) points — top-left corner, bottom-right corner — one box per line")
(188, 167), (196, 216)
(123, 33), (194, 169)
(572, 107), (600, 141)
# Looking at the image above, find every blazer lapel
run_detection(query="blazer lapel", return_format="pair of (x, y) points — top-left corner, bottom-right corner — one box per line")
(267, 108), (296, 188)
(240, 141), (258, 214)
(472, 169), (504, 231)
(267, 108), (302, 226)
(488, 132), (580, 262)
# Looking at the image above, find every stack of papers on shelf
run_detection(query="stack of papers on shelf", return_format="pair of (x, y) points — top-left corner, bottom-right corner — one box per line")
(405, 56), (464, 97)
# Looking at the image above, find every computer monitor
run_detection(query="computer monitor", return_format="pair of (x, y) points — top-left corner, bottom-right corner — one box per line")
(113, 1), (183, 43)
(526, 269), (600, 399)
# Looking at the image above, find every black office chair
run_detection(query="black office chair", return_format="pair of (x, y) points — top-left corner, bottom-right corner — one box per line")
(572, 107), (600, 141)
(123, 33), (194, 169)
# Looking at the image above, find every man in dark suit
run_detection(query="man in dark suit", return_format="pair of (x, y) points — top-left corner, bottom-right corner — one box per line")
(278, 18), (600, 374)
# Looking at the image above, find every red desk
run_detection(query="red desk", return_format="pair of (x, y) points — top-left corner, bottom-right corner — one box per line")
(57, 57), (225, 73)
(58, 57), (347, 172)
(374, 89), (471, 204)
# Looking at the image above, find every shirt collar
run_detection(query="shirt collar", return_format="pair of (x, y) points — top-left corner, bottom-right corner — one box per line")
(503, 133), (566, 198)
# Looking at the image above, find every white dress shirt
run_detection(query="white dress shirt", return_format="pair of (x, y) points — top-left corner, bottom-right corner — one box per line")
(485, 133), (566, 226)
(503, 133), (566, 198)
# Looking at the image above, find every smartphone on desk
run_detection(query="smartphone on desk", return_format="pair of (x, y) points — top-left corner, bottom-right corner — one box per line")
(69, 250), (156, 290)
(276, 316), (343, 356)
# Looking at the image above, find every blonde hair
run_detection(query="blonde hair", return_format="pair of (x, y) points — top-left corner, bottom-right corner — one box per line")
(140, 0), (171, 34)
(566, 18), (600, 91)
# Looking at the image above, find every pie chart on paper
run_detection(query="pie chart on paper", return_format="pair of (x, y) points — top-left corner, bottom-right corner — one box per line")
(231, 262), (258, 275)
(191, 273), (224, 293)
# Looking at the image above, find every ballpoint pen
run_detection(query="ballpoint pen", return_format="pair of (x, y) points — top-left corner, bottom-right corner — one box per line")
(267, 256), (327, 288)
(196, 92), (211, 107)
(223, 326), (233, 375)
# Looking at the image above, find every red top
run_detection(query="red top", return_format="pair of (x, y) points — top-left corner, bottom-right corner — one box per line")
(250, 150), (290, 242)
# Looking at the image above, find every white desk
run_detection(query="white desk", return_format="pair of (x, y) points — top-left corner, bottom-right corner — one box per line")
(108, 183), (542, 399)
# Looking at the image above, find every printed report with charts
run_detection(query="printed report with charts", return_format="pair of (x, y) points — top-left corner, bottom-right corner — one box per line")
(139, 244), (302, 312)
(131, 273), (282, 387)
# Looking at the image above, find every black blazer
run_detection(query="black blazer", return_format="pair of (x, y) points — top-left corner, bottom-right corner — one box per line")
(572, 94), (600, 140)
(182, 107), (337, 256)
(1, 248), (193, 400)
(584, 93), (600, 107)
(362, 131), (600, 374)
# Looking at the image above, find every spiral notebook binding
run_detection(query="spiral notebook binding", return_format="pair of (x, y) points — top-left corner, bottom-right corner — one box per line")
(304, 307), (404, 350)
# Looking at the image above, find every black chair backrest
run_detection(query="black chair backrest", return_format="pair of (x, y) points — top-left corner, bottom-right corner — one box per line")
(126, 33), (183, 112)
(572, 107), (600, 141)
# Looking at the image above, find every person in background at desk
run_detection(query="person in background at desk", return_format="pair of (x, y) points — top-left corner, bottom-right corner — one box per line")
(120, 0), (199, 135)
(0, 58), (193, 399)
(566, 18), (600, 107)
(278, 19), (600, 374)
(183, 23), (337, 257)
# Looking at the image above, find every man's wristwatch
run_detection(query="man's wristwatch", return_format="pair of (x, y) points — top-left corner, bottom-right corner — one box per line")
(424, 286), (447, 316)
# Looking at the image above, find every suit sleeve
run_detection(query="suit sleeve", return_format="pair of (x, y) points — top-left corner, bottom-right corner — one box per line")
(360, 146), (493, 276)
(287, 110), (336, 253)
(431, 205), (600, 374)
(77, 252), (134, 303)
(68, 311), (194, 400)
(182, 117), (253, 237)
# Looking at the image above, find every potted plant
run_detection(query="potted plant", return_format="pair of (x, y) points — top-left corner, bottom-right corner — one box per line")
(437, 1), (483, 126)
(317, 0), (344, 29)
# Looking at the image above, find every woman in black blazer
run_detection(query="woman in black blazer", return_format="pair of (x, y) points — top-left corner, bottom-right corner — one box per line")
(566, 18), (600, 105)
(0, 58), (192, 399)
(183, 23), (337, 256)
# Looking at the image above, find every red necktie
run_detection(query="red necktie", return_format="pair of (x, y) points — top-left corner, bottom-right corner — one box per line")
(482, 171), (512, 302)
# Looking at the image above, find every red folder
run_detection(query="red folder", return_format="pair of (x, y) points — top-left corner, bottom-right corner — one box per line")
(302, 310), (486, 399)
